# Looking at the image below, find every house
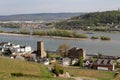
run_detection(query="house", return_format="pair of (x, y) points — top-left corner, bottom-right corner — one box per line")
(0, 42), (11, 52)
(29, 54), (37, 62)
(13, 46), (32, 53)
(43, 59), (49, 65)
(84, 59), (93, 68)
(62, 57), (71, 66)
(91, 59), (115, 71)
(50, 58), (56, 63)
(67, 47), (86, 60)
(71, 58), (78, 65)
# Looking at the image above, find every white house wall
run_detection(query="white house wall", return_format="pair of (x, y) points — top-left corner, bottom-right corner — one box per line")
(97, 67), (108, 70)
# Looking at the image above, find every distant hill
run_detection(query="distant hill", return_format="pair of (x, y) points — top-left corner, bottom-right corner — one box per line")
(0, 13), (82, 21)
(55, 10), (120, 29)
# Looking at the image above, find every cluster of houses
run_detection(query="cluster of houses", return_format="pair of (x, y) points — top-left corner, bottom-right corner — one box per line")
(59, 47), (117, 71)
(0, 42), (32, 55)
(0, 41), (47, 64)
(0, 41), (119, 71)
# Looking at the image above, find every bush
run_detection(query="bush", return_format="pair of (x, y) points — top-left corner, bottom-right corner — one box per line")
(52, 63), (64, 76)
(19, 29), (30, 35)
(11, 72), (23, 77)
(100, 36), (111, 40)
(0, 30), (4, 33)
(91, 36), (99, 39)
(33, 30), (46, 36)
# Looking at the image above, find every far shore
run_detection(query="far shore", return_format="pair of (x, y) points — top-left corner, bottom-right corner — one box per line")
(0, 32), (88, 40)
(0, 33), (29, 37)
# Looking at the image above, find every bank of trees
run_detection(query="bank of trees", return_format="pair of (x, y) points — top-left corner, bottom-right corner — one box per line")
(91, 36), (111, 40)
(55, 10), (120, 30)
(1, 23), (20, 28)
(33, 30), (88, 38)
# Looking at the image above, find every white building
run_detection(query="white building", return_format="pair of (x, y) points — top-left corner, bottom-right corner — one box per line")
(0, 42), (32, 55)
(14, 46), (32, 53)
(62, 58), (71, 66)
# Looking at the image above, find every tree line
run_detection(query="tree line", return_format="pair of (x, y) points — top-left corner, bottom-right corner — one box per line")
(55, 10), (120, 29)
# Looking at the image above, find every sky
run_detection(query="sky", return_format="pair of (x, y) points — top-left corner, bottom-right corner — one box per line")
(0, 0), (120, 15)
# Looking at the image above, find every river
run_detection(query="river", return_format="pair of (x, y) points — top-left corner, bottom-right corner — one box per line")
(0, 27), (120, 56)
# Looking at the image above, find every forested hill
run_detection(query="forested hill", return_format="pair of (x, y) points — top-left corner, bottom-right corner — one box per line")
(55, 10), (120, 29)
(73, 10), (120, 25)
(0, 13), (82, 21)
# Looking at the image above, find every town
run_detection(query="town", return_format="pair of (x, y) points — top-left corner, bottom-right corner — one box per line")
(0, 41), (120, 72)
(1, 0), (120, 79)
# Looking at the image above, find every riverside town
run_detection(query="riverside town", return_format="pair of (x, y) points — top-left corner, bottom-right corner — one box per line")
(1, 0), (120, 80)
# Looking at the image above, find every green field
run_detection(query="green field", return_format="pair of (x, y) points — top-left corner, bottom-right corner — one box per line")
(0, 56), (118, 80)
(64, 66), (116, 80)
(0, 56), (73, 80)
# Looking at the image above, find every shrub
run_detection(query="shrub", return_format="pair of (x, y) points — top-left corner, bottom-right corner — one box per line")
(19, 29), (30, 35)
(33, 30), (46, 36)
(100, 36), (111, 40)
(91, 36), (99, 39)
(11, 72), (23, 77)
(0, 30), (4, 33)
(52, 63), (64, 76)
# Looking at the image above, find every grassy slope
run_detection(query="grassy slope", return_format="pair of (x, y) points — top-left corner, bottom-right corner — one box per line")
(64, 66), (116, 80)
(0, 57), (73, 80)
(114, 73), (120, 80)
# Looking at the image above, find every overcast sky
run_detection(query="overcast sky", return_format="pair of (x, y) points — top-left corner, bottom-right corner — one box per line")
(0, 0), (120, 15)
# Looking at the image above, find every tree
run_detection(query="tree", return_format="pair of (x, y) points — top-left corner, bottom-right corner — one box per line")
(57, 44), (70, 57)
(97, 52), (103, 58)
(3, 49), (12, 56)
(78, 57), (84, 67)
(46, 53), (50, 58)
(52, 63), (64, 76)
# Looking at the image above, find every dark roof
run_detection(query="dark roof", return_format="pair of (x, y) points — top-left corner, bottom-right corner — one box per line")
(20, 46), (26, 48)
(0, 42), (8, 46)
(93, 59), (114, 66)
(68, 47), (84, 54)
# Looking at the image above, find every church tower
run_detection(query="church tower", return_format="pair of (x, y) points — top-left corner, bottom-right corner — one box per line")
(37, 41), (46, 58)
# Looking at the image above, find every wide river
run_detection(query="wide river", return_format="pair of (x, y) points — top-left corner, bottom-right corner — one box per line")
(0, 27), (120, 56)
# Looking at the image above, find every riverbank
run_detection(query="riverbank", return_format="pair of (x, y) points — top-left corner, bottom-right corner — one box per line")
(0, 32), (88, 40)
(0, 33), (29, 37)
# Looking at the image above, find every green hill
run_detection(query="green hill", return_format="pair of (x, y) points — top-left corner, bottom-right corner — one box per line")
(55, 10), (120, 29)
(0, 56), (73, 80)
(75, 10), (120, 25)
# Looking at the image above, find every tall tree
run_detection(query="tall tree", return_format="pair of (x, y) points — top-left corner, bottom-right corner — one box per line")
(57, 44), (70, 57)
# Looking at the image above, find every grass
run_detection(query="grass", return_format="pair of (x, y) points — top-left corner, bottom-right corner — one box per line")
(64, 66), (116, 80)
(114, 72), (120, 80)
(0, 56), (74, 80)
(0, 56), (116, 80)
(48, 53), (61, 58)
(0, 76), (74, 80)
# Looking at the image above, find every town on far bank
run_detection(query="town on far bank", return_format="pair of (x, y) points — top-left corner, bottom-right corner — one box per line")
(0, 41), (120, 73)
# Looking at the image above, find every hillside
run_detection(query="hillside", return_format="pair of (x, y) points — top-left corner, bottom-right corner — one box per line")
(55, 10), (120, 29)
(0, 13), (82, 21)
(75, 10), (120, 25)
(0, 56), (73, 80)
